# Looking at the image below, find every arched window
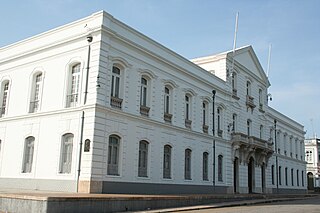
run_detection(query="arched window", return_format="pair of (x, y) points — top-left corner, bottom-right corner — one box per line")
(164, 86), (172, 123)
(163, 145), (172, 179)
(140, 77), (148, 107)
(110, 66), (123, 109)
(22, 136), (35, 173)
(107, 135), (120, 175)
(218, 155), (223, 181)
(202, 101), (209, 133)
(0, 81), (10, 117)
(203, 152), (209, 181)
(217, 107), (223, 137)
(185, 95), (192, 128)
(59, 133), (74, 173)
(185, 149), (192, 180)
(66, 63), (80, 107)
(138, 140), (148, 177)
(29, 73), (43, 113)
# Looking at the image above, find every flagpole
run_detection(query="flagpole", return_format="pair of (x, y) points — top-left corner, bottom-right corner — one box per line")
(231, 12), (239, 73)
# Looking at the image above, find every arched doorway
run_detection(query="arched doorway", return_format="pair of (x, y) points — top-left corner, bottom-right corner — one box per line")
(233, 157), (239, 193)
(248, 157), (255, 193)
(307, 172), (314, 190)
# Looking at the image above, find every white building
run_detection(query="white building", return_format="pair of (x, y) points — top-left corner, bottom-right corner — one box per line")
(0, 11), (306, 194)
(305, 138), (320, 189)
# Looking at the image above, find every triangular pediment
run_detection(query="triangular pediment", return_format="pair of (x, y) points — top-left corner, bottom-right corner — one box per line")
(230, 46), (270, 86)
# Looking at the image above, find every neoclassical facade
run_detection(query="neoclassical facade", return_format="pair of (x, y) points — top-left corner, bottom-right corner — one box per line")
(0, 11), (306, 194)
(305, 137), (320, 189)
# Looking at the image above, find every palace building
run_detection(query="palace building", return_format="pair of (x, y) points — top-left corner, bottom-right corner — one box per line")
(0, 11), (306, 194)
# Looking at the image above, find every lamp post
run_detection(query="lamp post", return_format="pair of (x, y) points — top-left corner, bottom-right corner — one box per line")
(274, 119), (279, 193)
(212, 90), (216, 188)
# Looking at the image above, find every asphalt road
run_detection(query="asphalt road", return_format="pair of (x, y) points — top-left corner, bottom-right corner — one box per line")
(181, 196), (320, 213)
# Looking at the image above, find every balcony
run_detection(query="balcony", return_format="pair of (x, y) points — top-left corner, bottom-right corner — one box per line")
(164, 113), (172, 123)
(140, 105), (150, 116)
(66, 94), (78, 108)
(29, 100), (39, 113)
(246, 95), (256, 109)
(110, 96), (123, 109)
(185, 119), (192, 129)
(203, 124), (209, 134)
(231, 132), (274, 151)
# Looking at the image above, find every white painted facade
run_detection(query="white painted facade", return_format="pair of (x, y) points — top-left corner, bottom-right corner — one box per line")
(0, 11), (306, 194)
(305, 138), (320, 188)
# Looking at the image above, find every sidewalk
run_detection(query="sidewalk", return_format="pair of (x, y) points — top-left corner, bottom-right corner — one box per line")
(0, 189), (317, 213)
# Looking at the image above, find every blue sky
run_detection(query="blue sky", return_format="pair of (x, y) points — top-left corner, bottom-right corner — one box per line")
(1, 0), (319, 138)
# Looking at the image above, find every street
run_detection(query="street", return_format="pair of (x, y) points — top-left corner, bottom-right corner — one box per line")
(181, 196), (320, 213)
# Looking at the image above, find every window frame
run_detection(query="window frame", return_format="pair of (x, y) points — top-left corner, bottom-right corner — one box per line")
(22, 136), (35, 173)
(66, 63), (81, 108)
(138, 140), (149, 177)
(163, 145), (172, 179)
(59, 133), (74, 174)
(184, 148), (192, 180)
(29, 72), (43, 113)
(107, 135), (120, 176)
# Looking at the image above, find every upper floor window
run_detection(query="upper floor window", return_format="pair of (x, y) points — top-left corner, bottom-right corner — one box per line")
(138, 140), (149, 177)
(246, 81), (251, 96)
(59, 133), (74, 174)
(232, 72), (237, 94)
(202, 101), (209, 133)
(232, 113), (237, 132)
(259, 89), (263, 108)
(107, 135), (120, 176)
(184, 148), (192, 180)
(306, 150), (313, 162)
(203, 152), (209, 181)
(185, 95), (192, 128)
(217, 107), (223, 137)
(66, 64), (80, 108)
(163, 145), (172, 179)
(0, 81), (10, 117)
(218, 155), (223, 182)
(164, 86), (173, 123)
(140, 77), (148, 107)
(22, 136), (35, 173)
(259, 125), (263, 139)
(110, 66), (123, 109)
(29, 73), (43, 113)
(247, 119), (252, 136)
